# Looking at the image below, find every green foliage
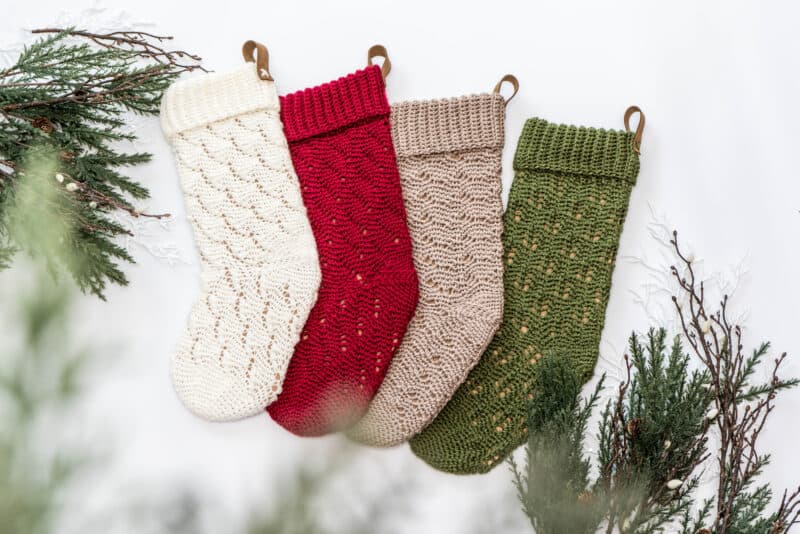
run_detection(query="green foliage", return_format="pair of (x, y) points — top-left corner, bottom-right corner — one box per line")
(0, 148), (89, 534)
(512, 328), (713, 534)
(527, 349), (585, 432)
(0, 28), (202, 298)
(0, 276), (87, 534)
(597, 329), (712, 533)
(510, 353), (606, 534)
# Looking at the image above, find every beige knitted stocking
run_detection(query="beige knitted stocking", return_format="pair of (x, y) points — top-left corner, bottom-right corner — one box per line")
(160, 44), (320, 421)
(348, 85), (512, 445)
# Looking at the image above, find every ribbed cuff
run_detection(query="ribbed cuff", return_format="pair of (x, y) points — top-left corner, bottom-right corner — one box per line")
(390, 93), (505, 158)
(160, 63), (279, 139)
(279, 65), (389, 142)
(513, 118), (640, 184)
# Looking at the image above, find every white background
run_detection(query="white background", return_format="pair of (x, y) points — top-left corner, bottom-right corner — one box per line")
(3, 1), (800, 532)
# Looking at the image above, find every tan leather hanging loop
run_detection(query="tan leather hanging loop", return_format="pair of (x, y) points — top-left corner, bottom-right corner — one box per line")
(367, 44), (391, 81)
(624, 105), (645, 155)
(242, 40), (273, 81)
(492, 74), (519, 106)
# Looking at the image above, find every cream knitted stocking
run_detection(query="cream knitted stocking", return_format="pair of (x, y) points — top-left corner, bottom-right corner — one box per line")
(160, 43), (320, 421)
(348, 82), (514, 446)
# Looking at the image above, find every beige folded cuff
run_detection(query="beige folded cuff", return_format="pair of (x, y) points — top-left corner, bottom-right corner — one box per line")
(390, 93), (506, 157)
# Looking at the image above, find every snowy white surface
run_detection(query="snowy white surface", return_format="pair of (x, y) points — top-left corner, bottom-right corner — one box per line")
(3, 1), (800, 532)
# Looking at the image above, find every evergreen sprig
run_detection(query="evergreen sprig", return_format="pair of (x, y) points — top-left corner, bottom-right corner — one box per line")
(509, 352), (606, 534)
(511, 329), (711, 534)
(0, 152), (90, 534)
(596, 330), (712, 533)
(0, 28), (204, 298)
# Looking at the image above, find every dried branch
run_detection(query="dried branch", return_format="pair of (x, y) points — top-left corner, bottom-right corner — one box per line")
(62, 174), (170, 220)
(31, 28), (207, 71)
(669, 230), (800, 533)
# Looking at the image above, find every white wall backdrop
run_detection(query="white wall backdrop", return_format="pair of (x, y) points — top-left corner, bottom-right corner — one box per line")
(3, 1), (800, 532)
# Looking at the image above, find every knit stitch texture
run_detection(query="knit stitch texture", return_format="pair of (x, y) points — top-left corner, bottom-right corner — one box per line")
(348, 93), (506, 446)
(161, 64), (321, 421)
(267, 65), (419, 436)
(410, 117), (640, 473)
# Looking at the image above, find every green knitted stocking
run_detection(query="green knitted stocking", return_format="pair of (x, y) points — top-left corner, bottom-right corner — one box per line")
(410, 115), (641, 474)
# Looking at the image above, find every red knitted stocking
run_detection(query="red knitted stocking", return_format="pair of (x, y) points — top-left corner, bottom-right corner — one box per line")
(267, 65), (419, 436)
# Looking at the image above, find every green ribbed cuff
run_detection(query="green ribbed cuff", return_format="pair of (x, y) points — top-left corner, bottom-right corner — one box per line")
(513, 118), (640, 184)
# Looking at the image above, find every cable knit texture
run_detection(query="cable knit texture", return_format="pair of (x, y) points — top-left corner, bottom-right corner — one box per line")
(161, 64), (321, 421)
(267, 65), (419, 436)
(410, 117), (640, 473)
(348, 93), (506, 446)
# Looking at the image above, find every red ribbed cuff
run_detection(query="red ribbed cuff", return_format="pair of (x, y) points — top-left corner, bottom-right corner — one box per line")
(280, 65), (390, 142)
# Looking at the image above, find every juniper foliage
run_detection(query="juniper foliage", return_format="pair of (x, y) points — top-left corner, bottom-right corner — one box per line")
(509, 352), (606, 534)
(0, 28), (202, 298)
(511, 329), (713, 534)
(0, 150), (90, 534)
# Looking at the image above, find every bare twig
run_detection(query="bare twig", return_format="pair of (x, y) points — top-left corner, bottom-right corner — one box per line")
(65, 176), (170, 220)
(669, 230), (799, 533)
(30, 28), (207, 71)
